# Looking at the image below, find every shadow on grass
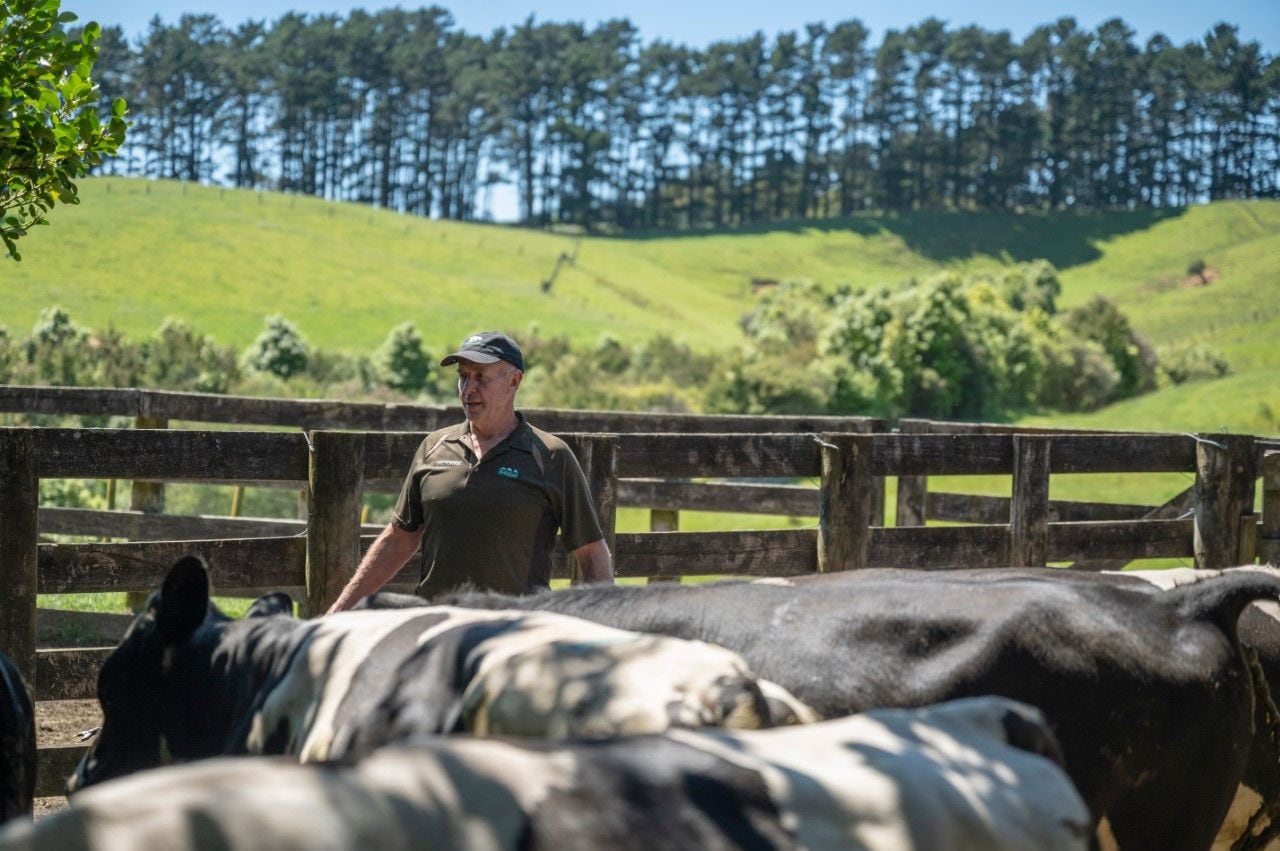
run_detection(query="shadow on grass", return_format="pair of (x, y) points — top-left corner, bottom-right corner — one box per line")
(607, 207), (1188, 269)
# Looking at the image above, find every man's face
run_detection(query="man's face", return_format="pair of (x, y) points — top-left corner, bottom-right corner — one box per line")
(457, 360), (521, 427)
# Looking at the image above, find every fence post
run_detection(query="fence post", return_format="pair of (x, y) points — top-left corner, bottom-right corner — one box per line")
(1261, 451), (1280, 566)
(1194, 433), (1257, 570)
(818, 433), (873, 572)
(561, 435), (618, 585)
(895, 419), (929, 526)
(0, 428), (39, 687)
(126, 415), (167, 611)
(305, 431), (365, 617)
(647, 509), (680, 584)
(1009, 435), (1052, 567)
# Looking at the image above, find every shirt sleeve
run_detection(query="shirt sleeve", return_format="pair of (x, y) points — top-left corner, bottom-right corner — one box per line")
(390, 437), (430, 532)
(556, 448), (604, 550)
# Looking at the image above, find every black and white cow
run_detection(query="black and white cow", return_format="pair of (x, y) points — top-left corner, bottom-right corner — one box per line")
(70, 556), (802, 792)
(10, 697), (1091, 851)
(425, 568), (1280, 851)
(0, 652), (35, 825)
(753, 565), (1280, 851)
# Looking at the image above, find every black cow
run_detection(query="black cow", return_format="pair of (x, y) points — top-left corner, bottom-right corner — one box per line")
(421, 569), (1280, 851)
(70, 556), (799, 792)
(0, 652), (35, 824)
(9, 697), (1091, 851)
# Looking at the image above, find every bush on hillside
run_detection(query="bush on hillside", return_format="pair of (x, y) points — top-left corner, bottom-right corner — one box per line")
(142, 318), (239, 393)
(374, 323), (435, 396)
(86, 326), (145, 388)
(243, 315), (309, 380)
(25, 306), (92, 385)
(1065, 296), (1158, 398)
(1159, 343), (1230, 384)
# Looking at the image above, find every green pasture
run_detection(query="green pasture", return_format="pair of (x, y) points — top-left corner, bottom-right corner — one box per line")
(6, 179), (1277, 370)
(14, 181), (1280, 617)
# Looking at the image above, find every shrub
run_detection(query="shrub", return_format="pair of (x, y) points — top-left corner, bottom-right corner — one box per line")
(243, 315), (309, 380)
(142, 318), (239, 393)
(26, 306), (91, 385)
(374, 323), (434, 395)
(1064, 296), (1158, 398)
(1159, 343), (1230, 384)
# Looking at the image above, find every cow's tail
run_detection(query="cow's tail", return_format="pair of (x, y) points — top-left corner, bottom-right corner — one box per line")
(1171, 570), (1280, 637)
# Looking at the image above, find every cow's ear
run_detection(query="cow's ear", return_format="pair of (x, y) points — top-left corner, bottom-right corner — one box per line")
(246, 592), (293, 619)
(155, 556), (210, 646)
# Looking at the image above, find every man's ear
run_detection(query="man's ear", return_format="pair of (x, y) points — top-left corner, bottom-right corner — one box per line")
(511, 369), (523, 390)
(155, 556), (210, 646)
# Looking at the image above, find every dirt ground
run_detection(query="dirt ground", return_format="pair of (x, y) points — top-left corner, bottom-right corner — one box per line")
(34, 699), (103, 818)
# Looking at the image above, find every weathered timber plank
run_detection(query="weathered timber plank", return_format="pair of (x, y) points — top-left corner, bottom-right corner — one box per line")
(0, 428), (39, 685)
(1010, 436), (1051, 567)
(819, 434), (873, 571)
(870, 435), (1013, 476)
(613, 530), (817, 578)
(306, 432), (365, 616)
(1195, 434), (1257, 569)
(0, 384), (880, 434)
(0, 385), (141, 417)
(527, 410), (883, 435)
(894, 420), (930, 527)
(37, 507), (387, 540)
(1050, 519), (1193, 564)
(867, 526), (1010, 569)
(617, 479), (818, 515)
(36, 647), (111, 701)
(32, 429), (308, 480)
(361, 432), (431, 481)
(1043, 434), (1195, 473)
(926, 493), (1156, 524)
(38, 537), (305, 594)
(36, 744), (86, 799)
(1264, 452), (1280, 566)
(868, 434), (1194, 476)
(905, 419), (1135, 436)
(1068, 484), (1197, 571)
(614, 434), (821, 478)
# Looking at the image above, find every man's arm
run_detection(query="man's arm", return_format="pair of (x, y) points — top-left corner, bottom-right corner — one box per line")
(573, 538), (614, 584)
(326, 523), (424, 614)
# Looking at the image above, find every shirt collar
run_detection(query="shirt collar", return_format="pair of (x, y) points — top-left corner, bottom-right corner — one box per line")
(448, 411), (532, 453)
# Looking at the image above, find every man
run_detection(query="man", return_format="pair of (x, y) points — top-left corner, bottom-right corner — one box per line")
(327, 332), (612, 613)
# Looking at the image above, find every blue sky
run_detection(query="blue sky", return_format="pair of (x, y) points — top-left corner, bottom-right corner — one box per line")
(65, 0), (1279, 52)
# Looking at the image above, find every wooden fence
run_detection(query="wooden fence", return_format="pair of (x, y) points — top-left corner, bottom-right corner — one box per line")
(2, 384), (1278, 795)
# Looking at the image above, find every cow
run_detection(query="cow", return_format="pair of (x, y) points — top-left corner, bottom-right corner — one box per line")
(0, 652), (35, 825)
(423, 568), (1280, 851)
(755, 565), (1280, 851)
(70, 556), (802, 792)
(6, 697), (1091, 851)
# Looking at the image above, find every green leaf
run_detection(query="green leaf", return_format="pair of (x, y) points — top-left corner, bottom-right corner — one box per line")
(56, 11), (77, 22)
(112, 97), (126, 117)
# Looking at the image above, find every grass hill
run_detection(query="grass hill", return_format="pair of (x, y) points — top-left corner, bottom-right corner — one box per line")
(3, 177), (1278, 437)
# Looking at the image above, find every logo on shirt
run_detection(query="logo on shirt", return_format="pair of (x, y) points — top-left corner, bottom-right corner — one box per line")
(497, 466), (520, 479)
(429, 459), (463, 468)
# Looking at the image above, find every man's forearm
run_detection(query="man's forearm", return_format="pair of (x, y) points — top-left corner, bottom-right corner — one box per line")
(326, 524), (422, 614)
(575, 539), (614, 584)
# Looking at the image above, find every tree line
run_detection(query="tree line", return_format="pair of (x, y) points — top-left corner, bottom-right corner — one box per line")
(88, 9), (1278, 229)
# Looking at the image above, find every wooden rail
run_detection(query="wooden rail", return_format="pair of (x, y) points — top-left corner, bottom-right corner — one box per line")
(3, 383), (1276, 796)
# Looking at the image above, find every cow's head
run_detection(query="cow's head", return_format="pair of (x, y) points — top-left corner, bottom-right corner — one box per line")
(68, 556), (290, 794)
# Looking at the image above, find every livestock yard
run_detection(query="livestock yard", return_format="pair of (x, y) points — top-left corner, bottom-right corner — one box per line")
(2, 384), (1279, 849)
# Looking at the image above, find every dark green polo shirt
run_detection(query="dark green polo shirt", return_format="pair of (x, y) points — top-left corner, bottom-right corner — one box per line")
(391, 413), (604, 598)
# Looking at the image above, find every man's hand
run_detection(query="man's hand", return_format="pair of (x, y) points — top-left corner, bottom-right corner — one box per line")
(573, 538), (614, 585)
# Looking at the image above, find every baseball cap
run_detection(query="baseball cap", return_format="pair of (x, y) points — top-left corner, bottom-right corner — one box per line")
(440, 331), (525, 372)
